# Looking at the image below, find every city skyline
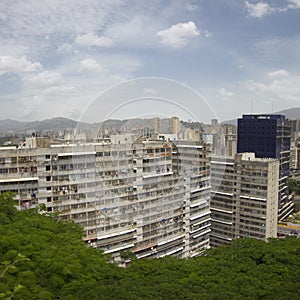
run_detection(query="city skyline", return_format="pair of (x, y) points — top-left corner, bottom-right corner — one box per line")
(0, 1), (300, 123)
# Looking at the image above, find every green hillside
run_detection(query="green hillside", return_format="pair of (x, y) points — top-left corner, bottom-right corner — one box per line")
(1, 193), (300, 300)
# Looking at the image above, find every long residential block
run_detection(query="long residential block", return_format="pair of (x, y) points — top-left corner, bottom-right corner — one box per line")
(0, 135), (211, 260)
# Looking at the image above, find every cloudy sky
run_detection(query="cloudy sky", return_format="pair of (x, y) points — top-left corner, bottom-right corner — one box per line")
(0, 0), (300, 123)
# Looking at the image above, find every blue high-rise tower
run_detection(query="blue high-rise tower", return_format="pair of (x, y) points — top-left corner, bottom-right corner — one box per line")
(237, 114), (293, 220)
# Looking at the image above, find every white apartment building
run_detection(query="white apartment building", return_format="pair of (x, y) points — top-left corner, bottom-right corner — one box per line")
(210, 153), (279, 247)
(0, 134), (211, 260)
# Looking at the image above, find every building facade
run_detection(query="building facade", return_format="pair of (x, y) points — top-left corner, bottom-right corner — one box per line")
(170, 117), (180, 135)
(0, 134), (211, 260)
(210, 153), (279, 247)
(150, 117), (162, 134)
(225, 134), (237, 157)
(237, 114), (293, 220)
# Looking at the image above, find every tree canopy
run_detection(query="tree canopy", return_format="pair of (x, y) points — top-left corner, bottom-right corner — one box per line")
(289, 178), (300, 195)
(1, 192), (300, 299)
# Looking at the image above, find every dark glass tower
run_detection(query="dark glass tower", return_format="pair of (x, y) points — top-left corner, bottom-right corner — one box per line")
(237, 114), (293, 220)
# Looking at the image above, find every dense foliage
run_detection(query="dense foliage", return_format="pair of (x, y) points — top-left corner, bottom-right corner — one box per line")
(1, 192), (300, 299)
(289, 178), (300, 195)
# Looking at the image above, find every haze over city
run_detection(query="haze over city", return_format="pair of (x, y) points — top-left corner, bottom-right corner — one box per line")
(0, 0), (300, 123)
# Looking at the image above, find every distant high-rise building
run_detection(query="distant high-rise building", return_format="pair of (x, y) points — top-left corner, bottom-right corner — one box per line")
(210, 153), (279, 247)
(224, 134), (237, 157)
(211, 119), (218, 127)
(290, 119), (300, 143)
(170, 117), (179, 135)
(151, 117), (161, 133)
(237, 114), (294, 220)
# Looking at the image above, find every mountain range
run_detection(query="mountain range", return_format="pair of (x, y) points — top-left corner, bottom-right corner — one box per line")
(222, 107), (300, 125)
(0, 117), (153, 136)
(0, 108), (299, 135)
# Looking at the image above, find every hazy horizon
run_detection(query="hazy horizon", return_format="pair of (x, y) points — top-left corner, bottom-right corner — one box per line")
(1, 105), (300, 124)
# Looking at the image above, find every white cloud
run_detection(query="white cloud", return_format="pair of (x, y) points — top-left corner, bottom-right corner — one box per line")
(245, 1), (274, 18)
(75, 32), (113, 47)
(245, 0), (300, 16)
(0, 1), (123, 37)
(1, 1), (298, 122)
(219, 88), (234, 97)
(245, 74), (300, 102)
(245, 80), (268, 92)
(23, 71), (63, 89)
(0, 56), (41, 75)
(57, 43), (73, 54)
(287, 0), (300, 9)
(0, 1), (202, 121)
(80, 59), (102, 72)
(268, 69), (289, 78)
(157, 21), (199, 48)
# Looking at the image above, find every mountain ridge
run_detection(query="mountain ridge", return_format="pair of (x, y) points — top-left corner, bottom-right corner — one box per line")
(222, 107), (300, 125)
(1, 107), (299, 134)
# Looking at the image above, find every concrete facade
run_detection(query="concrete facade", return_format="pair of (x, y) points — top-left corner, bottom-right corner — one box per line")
(0, 135), (211, 260)
(210, 153), (279, 247)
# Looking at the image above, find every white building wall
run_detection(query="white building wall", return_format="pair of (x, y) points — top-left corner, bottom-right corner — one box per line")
(0, 137), (211, 260)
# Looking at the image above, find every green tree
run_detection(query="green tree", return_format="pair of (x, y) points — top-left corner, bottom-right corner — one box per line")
(289, 178), (300, 194)
(1, 192), (300, 299)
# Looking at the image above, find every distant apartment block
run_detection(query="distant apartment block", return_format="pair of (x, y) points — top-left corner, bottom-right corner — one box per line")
(224, 134), (237, 157)
(210, 153), (279, 247)
(170, 117), (180, 135)
(237, 114), (293, 220)
(0, 134), (211, 260)
(150, 117), (162, 133)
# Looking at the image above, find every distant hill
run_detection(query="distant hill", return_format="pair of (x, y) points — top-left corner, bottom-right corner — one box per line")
(0, 117), (159, 135)
(0, 119), (28, 132)
(1, 108), (299, 135)
(0, 117), (90, 135)
(276, 107), (300, 119)
(222, 107), (300, 125)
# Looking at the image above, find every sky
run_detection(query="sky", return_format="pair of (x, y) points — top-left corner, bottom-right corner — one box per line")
(0, 0), (300, 124)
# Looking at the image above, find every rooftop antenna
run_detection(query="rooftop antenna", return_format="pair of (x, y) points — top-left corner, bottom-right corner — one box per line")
(251, 98), (253, 114)
(271, 101), (274, 114)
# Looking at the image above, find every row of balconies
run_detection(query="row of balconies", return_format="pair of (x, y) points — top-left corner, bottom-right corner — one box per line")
(42, 168), (96, 176)
(47, 193), (86, 203)
(211, 221), (233, 231)
(142, 220), (182, 236)
(97, 233), (136, 249)
(0, 169), (37, 178)
(156, 241), (185, 257)
(142, 225), (182, 240)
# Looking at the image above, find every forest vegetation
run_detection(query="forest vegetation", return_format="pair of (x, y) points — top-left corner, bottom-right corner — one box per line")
(0, 192), (300, 299)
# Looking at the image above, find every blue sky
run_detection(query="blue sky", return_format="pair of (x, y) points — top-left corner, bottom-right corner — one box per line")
(0, 0), (300, 123)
